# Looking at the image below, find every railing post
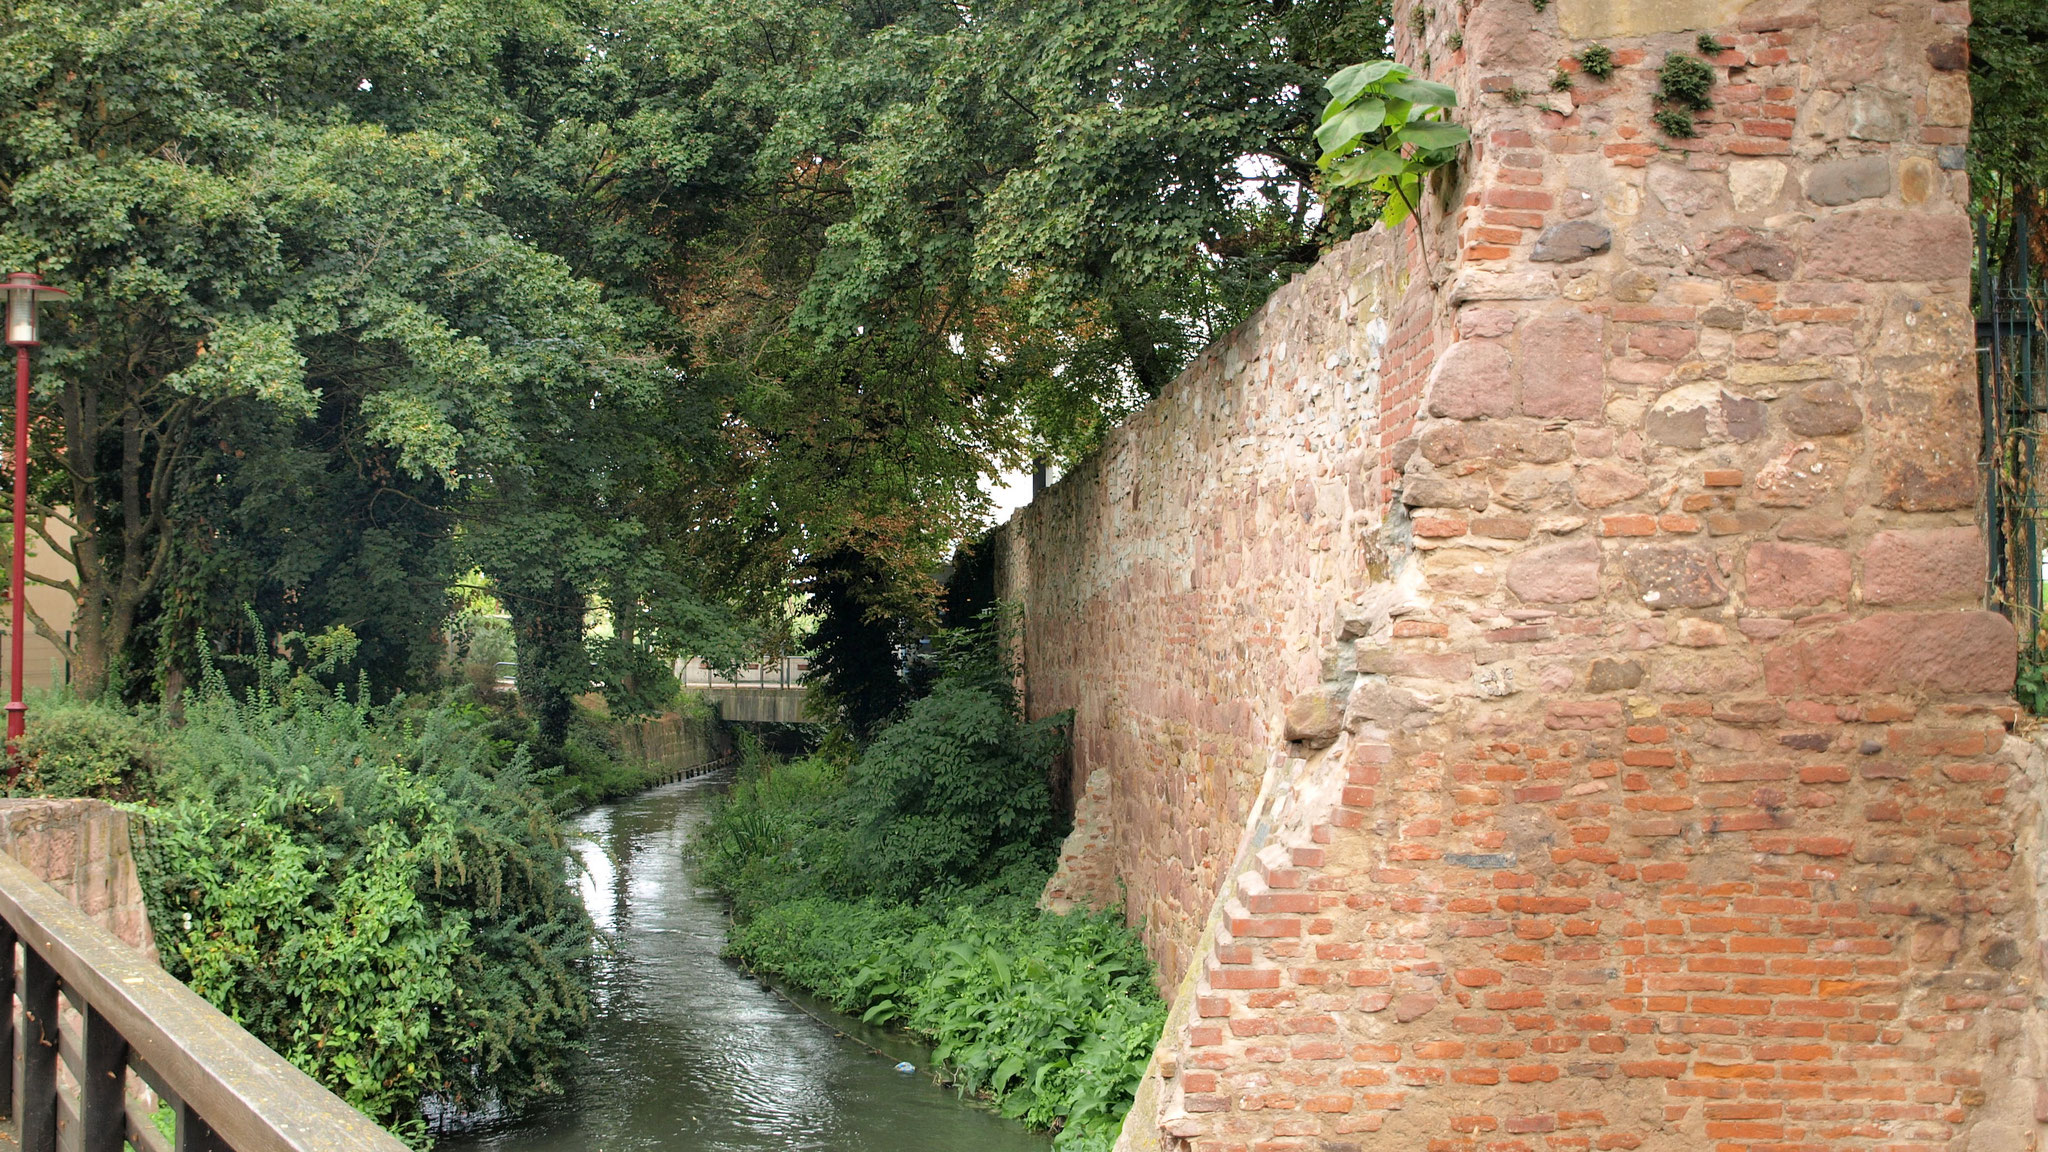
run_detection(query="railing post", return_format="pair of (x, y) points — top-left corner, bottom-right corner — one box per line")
(81, 1005), (126, 1152)
(174, 1100), (229, 1152)
(0, 920), (14, 1117)
(18, 947), (57, 1152)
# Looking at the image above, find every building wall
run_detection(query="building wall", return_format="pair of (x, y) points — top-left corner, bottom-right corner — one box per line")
(999, 1), (2040, 1149)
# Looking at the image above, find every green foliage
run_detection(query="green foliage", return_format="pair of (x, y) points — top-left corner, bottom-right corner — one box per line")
(13, 699), (160, 802)
(2018, 654), (2048, 716)
(729, 896), (1164, 1152)
(1317, 60), (1471, 228)
(17, 660), (593, 1145)
(1577, 44), (1617, 80)
(1971, 0), (2048, 289)
(847, 627), (1071, 900)
(1551, 69), (1574, 92)
(1696, 33), (1729, 56)
(1654, 53), (1715, 138)
(1654, 107), (1699, 138)
(704, 616), (1151, 1149)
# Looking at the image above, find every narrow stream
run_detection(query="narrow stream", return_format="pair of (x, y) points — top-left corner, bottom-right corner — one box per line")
(441, 776), (1051, 1152)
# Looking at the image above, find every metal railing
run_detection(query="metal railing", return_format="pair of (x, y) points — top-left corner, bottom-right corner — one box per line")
(1980, 211), (2048, 647)
(0, 851), (408, 1152)
(677, 657), (809, 691)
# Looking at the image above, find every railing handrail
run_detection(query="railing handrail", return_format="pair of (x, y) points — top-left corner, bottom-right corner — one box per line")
(0, 850), (410, 1152)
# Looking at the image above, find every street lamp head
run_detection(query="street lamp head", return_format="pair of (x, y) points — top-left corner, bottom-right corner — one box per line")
(2, 273), (67, 348)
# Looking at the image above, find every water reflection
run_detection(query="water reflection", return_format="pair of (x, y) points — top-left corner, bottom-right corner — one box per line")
(440, 776), (1050, 1152)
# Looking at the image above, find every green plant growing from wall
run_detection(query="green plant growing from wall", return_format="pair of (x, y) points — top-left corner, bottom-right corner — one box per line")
(1654, 53), (1716, 137)
(1696, 33), (1729, 56)
(1577, 43), (1616, 79)
(1317, 61), (1471, 229)
(1551, 68), (1573, 91)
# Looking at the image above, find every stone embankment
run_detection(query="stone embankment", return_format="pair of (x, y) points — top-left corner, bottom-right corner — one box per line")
(999, 0), (2036, 1148)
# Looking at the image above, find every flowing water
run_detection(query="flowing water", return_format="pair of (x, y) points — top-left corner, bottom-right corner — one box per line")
(440, 776), (1051, 1152)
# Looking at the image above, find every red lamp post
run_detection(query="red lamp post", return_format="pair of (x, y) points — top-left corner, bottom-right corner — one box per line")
(3, 272), (67, 751)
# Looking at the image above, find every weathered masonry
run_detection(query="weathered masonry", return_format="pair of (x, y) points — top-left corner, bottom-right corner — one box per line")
(997, 1), (2040, 1149)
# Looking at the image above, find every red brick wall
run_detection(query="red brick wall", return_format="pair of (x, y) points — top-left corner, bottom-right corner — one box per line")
(1002, 1), (2032, 1150)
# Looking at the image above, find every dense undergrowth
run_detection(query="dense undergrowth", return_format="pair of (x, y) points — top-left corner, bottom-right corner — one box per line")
(699, 625), (1164, 1151)
(9, 631), (631, 1146)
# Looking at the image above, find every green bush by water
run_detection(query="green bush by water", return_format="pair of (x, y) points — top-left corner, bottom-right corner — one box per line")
(14, 642), (593, 1146)
(701, 621), (1163, 1151)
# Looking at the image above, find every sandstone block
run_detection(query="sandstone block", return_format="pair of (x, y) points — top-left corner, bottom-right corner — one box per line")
(1804, 156), (1890, 206)
(1587, 658), (1643, 692)
(1531, 221), (1613, 264)
(1779, 380), (1863, 437)
(1859, 527), (1985, 605)
(1745, 542), (1852, 608)
(1402, 476), (1491, 510)
(1284, 692), (1345, 747)
(1698, 228), (1796, 281)
(1519, 312), (1604, 419)
(1729, 160), (1787, 213)
(1648, 165), (1716, 216)
(1427, 340), (1515, 420)
(1507, 538), (1602, 604)
(1802, 211), (1973, 282)
(1647, 384), (1767, 448)
(1623, 544), (1727, 609)
(1763, 611), (2016, 696)
(1575, 461), (1649, 508)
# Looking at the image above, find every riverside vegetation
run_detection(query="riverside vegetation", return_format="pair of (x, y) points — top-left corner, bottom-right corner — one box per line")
(699, 624), (1165, 1151)
(10, 629), (619, 1146)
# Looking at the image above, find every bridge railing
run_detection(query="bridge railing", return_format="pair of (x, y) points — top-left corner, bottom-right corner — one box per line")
(0, 851), (409, 1152)
(677, 656), (809, 690)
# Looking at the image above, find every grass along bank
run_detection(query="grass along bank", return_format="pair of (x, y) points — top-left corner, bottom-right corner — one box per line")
(698, 626), (1164, 1151)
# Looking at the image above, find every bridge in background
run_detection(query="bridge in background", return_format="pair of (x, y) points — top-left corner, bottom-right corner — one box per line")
(678, 657), (812, 725)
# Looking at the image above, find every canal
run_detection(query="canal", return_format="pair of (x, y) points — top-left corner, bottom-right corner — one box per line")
(441, 775), (1051, 1152)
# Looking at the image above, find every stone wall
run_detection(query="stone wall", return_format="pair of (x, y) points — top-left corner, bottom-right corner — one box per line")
(0, 798), (158, 961)
(1004, 224), (1438, 986)
(998, 1), (2038, 1150)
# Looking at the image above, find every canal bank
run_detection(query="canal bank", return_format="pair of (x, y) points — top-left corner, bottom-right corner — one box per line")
(440, 775), (1049, 1152)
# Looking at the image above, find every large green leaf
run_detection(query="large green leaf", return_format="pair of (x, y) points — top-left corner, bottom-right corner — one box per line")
(1395, 121), (1472, 151)
(1324, 60), (1403, 106)
(1314, 99), (1387, 156)
(1329, 148), (1407, 186)
(1383, 77), (1459, 107)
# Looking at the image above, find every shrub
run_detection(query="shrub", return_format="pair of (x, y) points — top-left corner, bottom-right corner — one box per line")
(26, 644), (597, 1147)
(847, 633), (1070, 898)
(1576, 43), (1615, 80)
(13, 697), (159, 801)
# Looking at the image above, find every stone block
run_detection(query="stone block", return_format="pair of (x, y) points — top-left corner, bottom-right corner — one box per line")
(1698, 228), (1797, 281)
(1285, 692), (1345, 747)
(1745, 542), (1852, 608)
(1778, 380), (1863, 437)
(1531, 221), (1612, 264)
(1763, 611), (2016, 696)
(1729, 160), (1788, 213)
(1648, 165), (1716, 216)
(1575, 461), (1649, 508)
(1507, 538), (1602, 604)
(1623, 544), (1728, 609)
(1804, 156), (1891, 206)
(1858, 527), (1985, 605)
(1519, 312), (1604, 420)
(1802, 211), (1973, 282)
(1427, 340), (1515, 420)
(1554, 0), (1748, 37)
